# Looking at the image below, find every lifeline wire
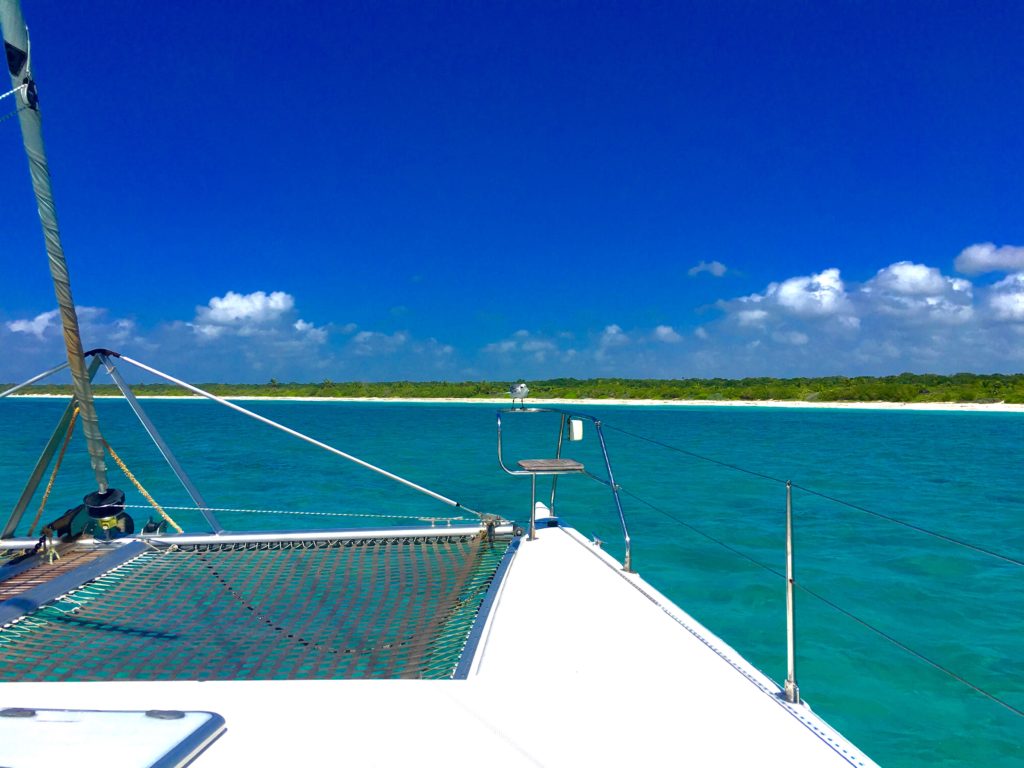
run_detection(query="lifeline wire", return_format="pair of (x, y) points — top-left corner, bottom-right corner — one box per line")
(794, 580), (1024, 719)
(790, 482), (1024, 568)
(619, 487), (784, 581)
(619, 484), (1024, 720)
(603, 422), (1024, 569)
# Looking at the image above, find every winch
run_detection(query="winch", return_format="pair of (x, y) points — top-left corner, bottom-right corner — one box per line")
(82, 488), (133, 538)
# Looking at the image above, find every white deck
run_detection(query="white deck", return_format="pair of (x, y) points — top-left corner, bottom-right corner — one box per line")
(0, 525), (876, 767)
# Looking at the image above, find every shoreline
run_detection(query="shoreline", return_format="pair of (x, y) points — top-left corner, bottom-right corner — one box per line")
(9, 394), (1024, 413)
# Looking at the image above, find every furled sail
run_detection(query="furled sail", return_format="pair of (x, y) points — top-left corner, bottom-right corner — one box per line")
(2, 0), (108, 492)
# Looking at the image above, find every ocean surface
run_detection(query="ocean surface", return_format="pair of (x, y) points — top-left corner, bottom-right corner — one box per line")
(1, 397), (1021, 766)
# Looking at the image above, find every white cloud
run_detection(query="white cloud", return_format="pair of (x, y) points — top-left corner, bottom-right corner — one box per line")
(596, 324), (629, 359)
(987, 273), (1024, 322)
(5, 306), (146, 349)
(688, 260), (727, 277)
(483, 330), (564, 364)
(772, 330), (809, 346)
(653, 325), (682, 343)
(838, 315), (861, 330)
(484, 339), (517, 354)
(0, 293), (467, 383)
(704, 254), (1024, 374)
(293, 319), (327, 343)
(351, 330), (408, 356)
(7, 309), (59, 339)
(955, 243), (1024, 275)
(10, 244), (1024, 384)
(715, 268), (859, 364)
(193, 290), (295, 338)
(867, 261), (948, 295)
(861, 262), (974, 325)
(736, 309), (768, 327)
(771, 268), (850, 317)
(521, 339), (557, 355)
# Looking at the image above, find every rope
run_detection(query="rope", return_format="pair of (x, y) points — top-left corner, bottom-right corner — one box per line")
(103, 441), (184, 534)
(620, 484), (1024, 720)
(28, 408), (80, 536)
(603, 421), (1024, 568)
(0, 83), (27, 101)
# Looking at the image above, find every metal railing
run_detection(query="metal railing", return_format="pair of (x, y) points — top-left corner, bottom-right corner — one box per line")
(497, 406), (633, 572)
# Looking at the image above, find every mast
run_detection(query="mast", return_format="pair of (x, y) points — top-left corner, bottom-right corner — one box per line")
(2, 0), (108, 493)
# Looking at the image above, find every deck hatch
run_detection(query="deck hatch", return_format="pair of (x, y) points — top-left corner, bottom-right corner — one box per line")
(0, 534), (511, 681)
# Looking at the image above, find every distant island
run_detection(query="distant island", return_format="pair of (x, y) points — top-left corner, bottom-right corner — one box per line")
(7, 373), (1024, 404)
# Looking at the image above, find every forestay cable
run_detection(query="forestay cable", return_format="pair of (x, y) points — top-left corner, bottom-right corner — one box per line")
(114, 353), (489, 520)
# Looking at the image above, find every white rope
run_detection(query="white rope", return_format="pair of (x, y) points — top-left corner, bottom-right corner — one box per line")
(120, 503), (471, 522)
(0, 83), (27, 102)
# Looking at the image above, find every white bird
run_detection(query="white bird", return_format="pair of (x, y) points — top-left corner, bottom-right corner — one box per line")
(509, 381), (529, 407)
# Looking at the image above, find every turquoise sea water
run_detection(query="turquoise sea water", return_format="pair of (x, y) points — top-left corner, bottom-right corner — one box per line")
(1, 397), (1021, 766)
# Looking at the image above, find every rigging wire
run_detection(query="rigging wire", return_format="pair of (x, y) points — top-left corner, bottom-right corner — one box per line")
(603, 423), (788, 485)
(619, 484), (1024, 720)
(619, 487), (784, 580)
(603, 422), (1024, 568)
(793, 579), (1024, 720)
(0, 106), (28, 127)
(789, 482), (1024, 568)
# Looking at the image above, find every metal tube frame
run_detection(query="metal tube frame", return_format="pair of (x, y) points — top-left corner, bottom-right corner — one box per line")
(0, 361), (70, 399)
(97, 354), (222, 532)
(785, 480), (800, 704)
(549, 413), (567, 515)
(496, 406), (633, 572)
(2, 356), (101, 538)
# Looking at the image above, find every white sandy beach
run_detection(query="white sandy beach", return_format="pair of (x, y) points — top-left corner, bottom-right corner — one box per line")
(10, 393), (1024, 412)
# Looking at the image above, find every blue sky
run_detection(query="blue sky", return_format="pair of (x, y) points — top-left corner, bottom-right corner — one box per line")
(3, 1), (1023, 383)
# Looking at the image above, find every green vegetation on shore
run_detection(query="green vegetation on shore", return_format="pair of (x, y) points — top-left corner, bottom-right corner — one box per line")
(6, 373), (1024, 403)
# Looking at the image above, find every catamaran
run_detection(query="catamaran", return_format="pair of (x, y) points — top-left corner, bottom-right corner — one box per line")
(1, 1), (877, 764)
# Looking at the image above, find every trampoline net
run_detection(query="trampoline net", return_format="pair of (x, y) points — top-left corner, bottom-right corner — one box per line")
(0, 534), (511, 681)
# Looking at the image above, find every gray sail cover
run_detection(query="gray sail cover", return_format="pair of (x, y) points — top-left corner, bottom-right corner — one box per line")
(2, 0), (108, 492)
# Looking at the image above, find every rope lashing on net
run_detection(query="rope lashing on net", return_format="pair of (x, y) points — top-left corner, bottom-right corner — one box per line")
(103, 441), (184, 534)
(117, 503), (472, 523)
(28, 407), (80, 537)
